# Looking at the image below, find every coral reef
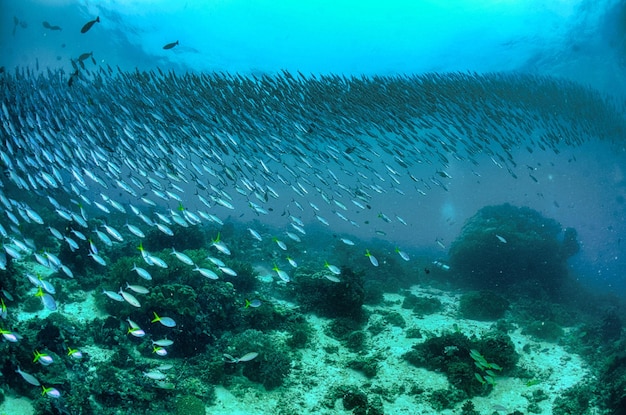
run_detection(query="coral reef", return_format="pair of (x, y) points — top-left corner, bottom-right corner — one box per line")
(401, 293), (443, 315)
(448, 203), (579, 294)
(223, 329), (292, 390)
(347, 355), (380, 378)
(325, 318), (369, 352)
(325, 385), (384, 415)
(597, 348), (626, 414)
(458, 291), (509, 321)
(522, 320), (564, 342)
(175, 395), (206, 415)
(552, 383), (593, 415)
(403, 331), (518, 398)
(294, 267), (365, 319)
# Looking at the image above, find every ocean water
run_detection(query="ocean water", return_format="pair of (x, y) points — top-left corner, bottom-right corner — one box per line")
(1, 1), (626, 414)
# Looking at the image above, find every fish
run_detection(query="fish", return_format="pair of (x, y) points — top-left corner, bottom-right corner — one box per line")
(171, 248), (194, 266)
(36, 288), (57, 311)
(324, 274), (341, 283)
(224, 352), (259, 363)
(33, 350), (54, 365)
(247, 228), (263, 241)
(42, 21), (62, 31)
(153, 346), (168, 356)
(219, 266), (237, 276)
(207, 257), (226, 267)
(16, 367), (40, 386)
(151, 312), (176, 327)
(152, 339), (174, 347)
(148, 255), (168, 269)
(143, 371), (167, 380)
(42, 386), (61, 398)
(119, 290), (141, 308)
(103, 290), (124, 302)
(211, 233), (231, 255)
(89, 252), (107, 266)
(163, 40), (179, 50)
(156, 223), (174, 236)
(395, 248), (410, 261)
(125, 223), (145, 238)
(365, 249), (379, 267)
(272, 265), (290, 283)
(67, 348), (83, 359)
(126, 319), (145, 337)
(237, 352), (258, 362)
(193, 266), (219, 280)
(0, 328), (20, 342)
(244, 299), (262, 308)
(12, 16), (24, 36)
(78, 52), (93, 62)
(125, 283), (149, 294)
(80, 16), (100, 33)
(274, 238), (287, 250)
(324, 261), (341, 275)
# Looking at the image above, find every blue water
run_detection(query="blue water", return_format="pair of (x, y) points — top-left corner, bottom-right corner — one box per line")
(1, 2), (626, 413)
(1, 0), (625, 292)
(0, 0), (625, 278)
(1, 1), (623, 90)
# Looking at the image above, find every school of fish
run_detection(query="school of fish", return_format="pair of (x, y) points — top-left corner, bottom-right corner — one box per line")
(0, 40), (625, 398)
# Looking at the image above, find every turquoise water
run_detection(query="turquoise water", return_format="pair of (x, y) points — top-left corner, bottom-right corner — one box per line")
(1, 1), (626, 414)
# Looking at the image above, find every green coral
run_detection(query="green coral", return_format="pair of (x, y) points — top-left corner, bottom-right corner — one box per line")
(344, 330), (368, 352)
(460, 400), (481, 415)
(225, 329), (292, 390)
(429, 388), (465, 410)
(294, 267), (365, 319)
(552, 384), (593, 415)
(286, 321), (312, 349)
(342, 388), (368, 415)
(326, 318), (370, 352)
(242, 299), (290, 332)
(401, 293), (443, 315)
(326, 385), (373, 415)
(403, 331), (517, 398)
(347, 355), (380, 378)
(458, 291), (509, 321)
(381, 311), (406, 328)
